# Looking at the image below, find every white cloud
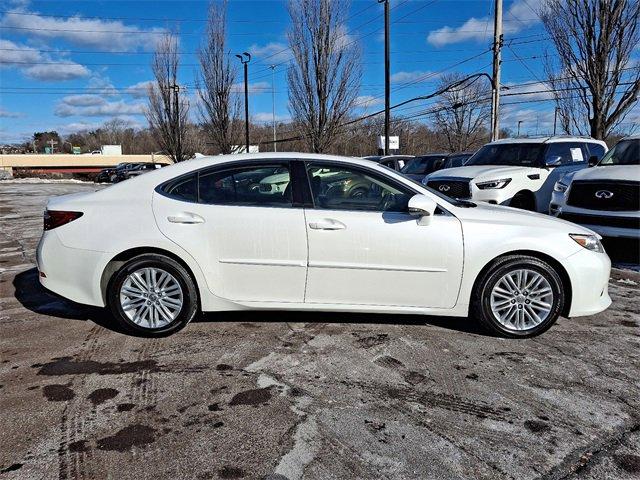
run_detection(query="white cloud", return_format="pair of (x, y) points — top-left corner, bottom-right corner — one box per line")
(231, 81), (271, 94)
(355, 95), (384, 109)
(0, 107), (25, 118)
(427, 0), (542, 46)
(253, 112), (290, 123)
(55, 100), (146, 117)
(0, 10), (167, 51)
(504, 80), (554, 102)
(391, 70), (436, 84)
(248, 42), (292, 64)
(0, 39), (90, 81)
(60, 94), (107, 107)
(58, 116), (144, 134)
(24, 62), (90, 81)
(126, 80), (155, 98)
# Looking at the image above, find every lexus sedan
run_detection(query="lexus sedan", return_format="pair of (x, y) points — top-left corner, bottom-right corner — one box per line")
(37, 153), (611, 338)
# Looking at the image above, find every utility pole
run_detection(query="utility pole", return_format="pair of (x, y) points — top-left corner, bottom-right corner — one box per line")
(378, 0), (390, 155)
(270, 65), (277, 152)
(236, 52), (251, 153)
(490, 0), (503, 142)
(517, 120), (523, 137)
(167, 84), (182, 160)
(553, 107), (559, 135)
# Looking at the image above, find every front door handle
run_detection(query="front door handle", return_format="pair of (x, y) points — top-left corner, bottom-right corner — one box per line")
(167, 212), (205, 224)
(308, 219), (346, 230)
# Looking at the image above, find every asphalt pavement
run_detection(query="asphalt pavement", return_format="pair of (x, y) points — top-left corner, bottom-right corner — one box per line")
(0, 181), (639, 480)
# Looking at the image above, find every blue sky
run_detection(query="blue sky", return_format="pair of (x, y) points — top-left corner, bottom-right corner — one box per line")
(0, 0), (638, 144)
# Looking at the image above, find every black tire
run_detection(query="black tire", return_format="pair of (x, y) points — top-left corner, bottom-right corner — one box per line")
(471, 255), (565, 338)
(107, 254), (199, 336)
(509, 192), (535, 211)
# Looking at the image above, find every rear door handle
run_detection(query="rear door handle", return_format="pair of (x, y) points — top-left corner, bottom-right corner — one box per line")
(308, 219), (346, 230)
(167, 212), (205, 224)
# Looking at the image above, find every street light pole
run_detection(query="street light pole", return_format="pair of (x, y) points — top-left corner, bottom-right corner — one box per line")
(553, 107), (559, 135)
(236, 52), (251, 153)
(517, 120), (523, 137)
(378, 0), (390, 155)
(270, 65), (277, 152)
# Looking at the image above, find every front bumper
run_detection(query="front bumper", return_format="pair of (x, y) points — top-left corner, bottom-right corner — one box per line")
(564, 247), (612, 317)
(37, 231), (108, 307)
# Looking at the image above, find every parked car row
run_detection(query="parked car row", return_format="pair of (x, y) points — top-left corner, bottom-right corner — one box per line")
(367, 135), (638, 240)
(95, 162), (165, 183)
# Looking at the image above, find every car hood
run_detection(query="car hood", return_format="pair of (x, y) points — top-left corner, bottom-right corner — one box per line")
(569, 165), (640, 183)
(426, 165), (538, 182)
(452, 201), (597, 236)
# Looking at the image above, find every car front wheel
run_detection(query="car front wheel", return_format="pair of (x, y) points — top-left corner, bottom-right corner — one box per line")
(472, 255), (565, 338)
(107, 254), (199, 336)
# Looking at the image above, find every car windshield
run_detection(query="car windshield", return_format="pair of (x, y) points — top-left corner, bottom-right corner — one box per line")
(466, 143), (544, 166)
(598, 139), (639, 166)
(401, 156), (445, 175)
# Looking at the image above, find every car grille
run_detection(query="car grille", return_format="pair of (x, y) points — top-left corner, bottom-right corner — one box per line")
(567, 180), (640, 211)
(559, 212), (640, 230)
(426, 180), (471, 199)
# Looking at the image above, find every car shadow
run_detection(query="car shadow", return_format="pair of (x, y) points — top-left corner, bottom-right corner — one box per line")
(13, 267), (487, 337)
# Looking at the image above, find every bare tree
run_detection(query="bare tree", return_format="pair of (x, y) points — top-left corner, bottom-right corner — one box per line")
(540, 0), (640, 139)
(147, 33), (194, 162)
(196, 0), (243, 154)
(287, 0), (361, 153)
(433, 73), (491, 152)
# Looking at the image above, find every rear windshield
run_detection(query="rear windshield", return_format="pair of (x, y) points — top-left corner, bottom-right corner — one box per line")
(466, 144), (544, 167)
(598, 139), (639, 166)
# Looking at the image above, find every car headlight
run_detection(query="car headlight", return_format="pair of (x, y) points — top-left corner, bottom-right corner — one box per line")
(476, 178), (511, 189)
(554, 181), (568, 193)
(569, 234), (604, 253)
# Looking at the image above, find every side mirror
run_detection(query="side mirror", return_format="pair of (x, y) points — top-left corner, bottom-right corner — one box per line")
(545, 155), (563, 167)
(408, 194), (437, 225)
(588, 155), (599, 167)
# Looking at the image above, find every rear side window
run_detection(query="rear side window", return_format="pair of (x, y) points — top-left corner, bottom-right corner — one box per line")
(198, 164), (292, 207)
(163, 174), (198, 202)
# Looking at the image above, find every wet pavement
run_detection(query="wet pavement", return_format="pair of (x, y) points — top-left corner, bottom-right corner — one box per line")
(0, 181), (639, 480)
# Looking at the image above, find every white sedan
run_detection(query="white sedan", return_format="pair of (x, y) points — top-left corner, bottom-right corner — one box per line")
(37, 153), (611, 338)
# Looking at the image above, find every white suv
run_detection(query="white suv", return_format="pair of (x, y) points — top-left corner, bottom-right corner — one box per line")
(423, 137), (607, 212)
(550, 136), (639, 239)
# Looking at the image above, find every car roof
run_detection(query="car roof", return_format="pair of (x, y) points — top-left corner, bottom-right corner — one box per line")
(413, 153), (448, 158)
(489, 136), (607, 146)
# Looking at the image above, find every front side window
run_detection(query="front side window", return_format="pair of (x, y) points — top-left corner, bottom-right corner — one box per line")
(199, 164), (291, 207)
(466, 144), (544, 167)
(306, 163), (413, 212)
(598, 139), (639, 166)
(544, 142), (587, 165)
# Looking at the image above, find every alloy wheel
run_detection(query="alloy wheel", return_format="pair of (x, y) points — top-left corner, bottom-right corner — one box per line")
(490, 269), (553, 331)
(119, 267), (184, 329)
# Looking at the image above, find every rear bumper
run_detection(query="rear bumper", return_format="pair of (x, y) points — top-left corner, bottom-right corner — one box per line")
(564, 247), (612, 317)
(37, 231), (108, 307)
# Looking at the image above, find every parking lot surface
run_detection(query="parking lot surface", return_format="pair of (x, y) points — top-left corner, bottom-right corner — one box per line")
(1, 181), (639, 480)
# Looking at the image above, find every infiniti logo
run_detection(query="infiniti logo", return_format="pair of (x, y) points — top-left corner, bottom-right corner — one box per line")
(438, 185), (451, 192)
(595, 190), (614, 199)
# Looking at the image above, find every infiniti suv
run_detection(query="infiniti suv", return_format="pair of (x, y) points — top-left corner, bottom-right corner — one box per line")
(550, 136), (639, 239)
(423, 137), (607, 212)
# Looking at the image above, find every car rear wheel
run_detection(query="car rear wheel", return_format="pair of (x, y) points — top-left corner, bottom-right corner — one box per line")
(510, 192), (535, 211)
(471, 255), (564, 338)
(107, 254), (199, 336)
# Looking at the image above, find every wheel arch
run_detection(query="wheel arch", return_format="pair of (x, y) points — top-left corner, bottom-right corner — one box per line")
(100, 246), (200, 306)
(471, 249), (572, 317)
(510, 189), (537, 210)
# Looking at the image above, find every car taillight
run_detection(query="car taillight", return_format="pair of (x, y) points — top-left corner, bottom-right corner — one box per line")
(43, 210), (83, 231)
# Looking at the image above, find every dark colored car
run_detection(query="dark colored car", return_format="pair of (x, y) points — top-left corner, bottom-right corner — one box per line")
(400, 154), (449, 182)
(115, 163), (165, 182)
(363, 155), (414, 171)
(94, 168), (116, 183)
(443, 152), (473, 169)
